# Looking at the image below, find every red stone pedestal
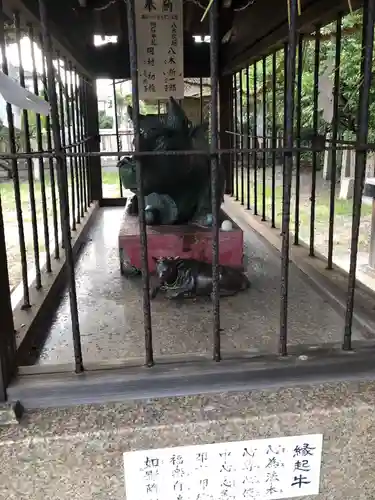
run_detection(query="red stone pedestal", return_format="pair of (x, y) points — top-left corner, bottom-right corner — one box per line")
(118, 210), (244, 276)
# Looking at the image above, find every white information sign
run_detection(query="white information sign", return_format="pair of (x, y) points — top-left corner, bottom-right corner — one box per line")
(135, 0), (184, 100)
(124, 434), (323, 500)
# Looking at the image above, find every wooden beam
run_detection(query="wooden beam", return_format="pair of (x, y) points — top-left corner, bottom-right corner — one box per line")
(222, 0), (363, 74)
(87, 38), (211, 79)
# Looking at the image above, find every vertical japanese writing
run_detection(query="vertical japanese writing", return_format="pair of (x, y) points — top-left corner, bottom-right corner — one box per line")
(264, 443), (285, 496)
(170, 454), (185, 500)
(163, 17), (178, 93)
(135, 0), (184, 99)
(218, 451), (236, 500)
(124, 434), (323, 500)
(290, 442), (316, 492)
(142, 456), (161, 499)
(242, 447), (259, 499)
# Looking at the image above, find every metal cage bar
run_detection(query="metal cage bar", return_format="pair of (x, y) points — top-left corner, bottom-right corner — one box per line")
(38, 0), (83, 373)
(112, 79), (123, 198)
(14, 11), (42, 290)
(0, 7), (30, 308)
(309, 25), (321, 258)
(239, 69), (244, 205)
(271, 50), (277, 228)
(343, 0), (375, 350)
(253, 61), (258, 215)
(209, 0), (221, 362)
(234, 72), (239, 200)
(246, 65), (251, 210)
(262, 55), (267, 221)
(40, 32), (60, 259)
(279, 0), (298, 356)
(29, 23), (52, 274)
(327, 15), (343, 270)
(69, 60), (81, 226)
(294, 34), (303, 244)
(126, 0), (154, 367)
(63, 55), (76, 231)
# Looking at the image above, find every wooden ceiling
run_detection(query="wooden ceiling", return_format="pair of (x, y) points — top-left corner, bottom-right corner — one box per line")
(7, 0), (365, 77)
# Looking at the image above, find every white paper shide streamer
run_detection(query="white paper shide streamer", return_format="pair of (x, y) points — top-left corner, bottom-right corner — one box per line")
(0, 70), (50, 116)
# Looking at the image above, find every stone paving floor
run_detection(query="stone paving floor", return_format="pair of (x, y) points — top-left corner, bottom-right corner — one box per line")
(35, 207), (365, 365)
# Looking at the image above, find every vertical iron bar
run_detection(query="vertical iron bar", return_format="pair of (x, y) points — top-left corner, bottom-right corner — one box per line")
(282, 42), (288, 200)
(77, 74), (86, 212)
(239, 70), (244, 205)
(64, 57), (76, 230)
(253, 61), (258, 214)
(56, 53), (70, 241)
(0, 16), (30, 307)
(209, 0), (220, 362)
(157, 99), (161, 117)
(294, 35), (303, 244)
(39, 0), (83, 372)
(126, 0), (153, 366)
(200, 77), (203, 123)
(0, 192), (16, 400)
(279, 0), (298, 356)
(79, 78), (88, 210)
(309, 26), (321, 257)
(82, 80), (91, 205)
(231, 73), (235, 196)
(75, 70), (84, 218)
(271, 50), (277, 228)
(40, 33), (59, 258)
(234, 72), (238, 200)
(69, 61), (81, 225)
(14, 12), (41, 290)
(29, 24), (51, 273)
(262, 55), (267, 221)
(113, 79), (123, 197)
(246, 66), (250, 210)
(343, 0), (375, 350)
(327, 16), (342, 269)
(56, 54), (66, 151)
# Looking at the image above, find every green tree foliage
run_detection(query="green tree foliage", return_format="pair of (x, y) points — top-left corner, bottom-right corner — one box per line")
(98, 110), (113, 129)
(240, 10), (371, 140)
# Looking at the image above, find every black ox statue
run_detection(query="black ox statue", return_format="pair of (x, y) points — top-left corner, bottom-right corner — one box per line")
(118, 97), (225, 227)
(150, 257), (250, 300)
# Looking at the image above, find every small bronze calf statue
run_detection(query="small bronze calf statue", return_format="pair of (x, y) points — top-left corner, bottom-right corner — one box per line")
(150, 256), (250, 300)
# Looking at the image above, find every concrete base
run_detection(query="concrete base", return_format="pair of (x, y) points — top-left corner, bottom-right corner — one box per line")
(118, 208), (244, 274)
(1, 381), (375, 499)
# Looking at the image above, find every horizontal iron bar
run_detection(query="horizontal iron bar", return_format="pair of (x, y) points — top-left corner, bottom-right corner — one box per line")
(0, 144), (374, 160)
(8, 343), (375, 409)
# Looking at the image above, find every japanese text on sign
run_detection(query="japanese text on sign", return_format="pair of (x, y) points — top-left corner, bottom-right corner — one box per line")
(124, 434), (323, 500)
(135, 0), (184, 99)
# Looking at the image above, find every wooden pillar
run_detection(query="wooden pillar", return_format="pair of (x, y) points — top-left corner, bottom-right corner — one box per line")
(219, 73), (233, 194)
(86, 80), (103, 201)
(0, 195), (16, 401)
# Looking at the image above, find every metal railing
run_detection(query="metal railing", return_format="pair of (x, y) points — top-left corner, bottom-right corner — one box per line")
(229, 4), (375, 354)
(0, 0), (97, 396)
(1, 0), (375, 403)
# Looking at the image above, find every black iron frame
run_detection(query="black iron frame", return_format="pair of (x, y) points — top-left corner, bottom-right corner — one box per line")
(1, 0), (375, 407)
